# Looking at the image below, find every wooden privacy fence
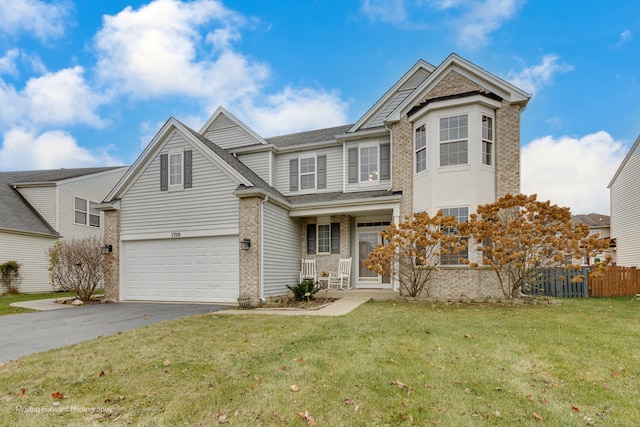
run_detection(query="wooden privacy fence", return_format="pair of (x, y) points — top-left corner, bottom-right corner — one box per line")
(525, 266), (640, 298)
(527, 267), (589, 298)
(589, 266), (640, 297)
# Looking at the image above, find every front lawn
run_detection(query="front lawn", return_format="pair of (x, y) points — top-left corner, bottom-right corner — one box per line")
(0, 299), (638, 426)
(0, 292), (75, 316)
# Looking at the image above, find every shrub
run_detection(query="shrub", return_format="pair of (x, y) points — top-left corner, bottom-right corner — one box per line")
(287, 278), (320, 301)
(48, 237), (105, 302)
(0, 261), (22, 295)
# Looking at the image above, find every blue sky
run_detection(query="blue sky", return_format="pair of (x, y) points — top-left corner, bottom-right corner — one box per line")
(0, 0), (638, 215)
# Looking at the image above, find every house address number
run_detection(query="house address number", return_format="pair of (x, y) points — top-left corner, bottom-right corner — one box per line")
(171, 232), (181, 238)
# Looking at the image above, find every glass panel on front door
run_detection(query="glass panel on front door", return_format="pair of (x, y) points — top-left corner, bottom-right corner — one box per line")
(359, 232), (379, 280)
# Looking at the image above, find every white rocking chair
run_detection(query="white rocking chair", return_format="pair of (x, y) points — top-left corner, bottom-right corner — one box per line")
(328, 257), (352, 290)
(299, 259), (317, 283)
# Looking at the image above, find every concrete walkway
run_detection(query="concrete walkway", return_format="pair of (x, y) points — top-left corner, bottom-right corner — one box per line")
(222, 294), (372, 316)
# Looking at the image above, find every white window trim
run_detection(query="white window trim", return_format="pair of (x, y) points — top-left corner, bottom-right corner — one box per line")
(359, 143), (380, 184)
(317, 223), (331, 254)
(74, 196), (100, 228)
(298, 153), (317, 193)
(482, 114), (494, 167)
(415, 123), (427, 174)
(168, 150), (183, 192)
(439, 114), (469, 167)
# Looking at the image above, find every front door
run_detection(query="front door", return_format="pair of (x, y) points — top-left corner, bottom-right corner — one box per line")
(357, 229), (391, 288)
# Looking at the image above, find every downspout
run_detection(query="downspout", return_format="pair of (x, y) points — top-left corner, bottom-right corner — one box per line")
(260, 195), (269, 301)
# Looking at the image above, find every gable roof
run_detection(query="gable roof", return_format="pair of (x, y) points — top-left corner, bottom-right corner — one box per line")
(104, 117), (287, 204)
(349, 59), (436, 133)
(386, 53), (531, 124)
(608, 134), (640, 188)
(199, 106), (269, 148)
(0, 167), (122, 237)
(572, 213), (610, 228)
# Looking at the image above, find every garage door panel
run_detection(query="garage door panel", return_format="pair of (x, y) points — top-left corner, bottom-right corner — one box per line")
(123, 236), (239, 303)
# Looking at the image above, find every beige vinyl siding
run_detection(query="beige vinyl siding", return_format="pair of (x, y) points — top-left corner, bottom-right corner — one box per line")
(57, 168), (126, 240)
(262, 202), (301, 297)
(16, 186), (57, 229)
(274, 146), (343, 195)
(0, 231), (56, 293)
(611, 143), (640, 267)
(237, 151), (272, 185)
(203, 123), (257, 150)
(120, 133), (239, 235)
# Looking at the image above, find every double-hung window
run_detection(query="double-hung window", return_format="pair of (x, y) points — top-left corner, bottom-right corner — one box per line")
(440, 207), (469, 265)
(360, 146), (379, 182)
(415, 124), (427, 173)
(306, 223), (340, 255)
(439, 114), (468, 166)
(74, 197), (100, 227)
(299, 155), (316, 190)
(169, 152), (183, 188)
(482, 115), (493, 166)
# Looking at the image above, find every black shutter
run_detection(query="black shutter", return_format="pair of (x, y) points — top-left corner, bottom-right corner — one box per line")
(380, 143), (390, 180)
(290, 159), (299, 192)
(184, 150), (192, 188)
(348, 148), (358, 183)
(160, 154), (168, 191)
(306, 223), (316, 254)
(317, 155), (326, 189)
(330, 222), (340, 254)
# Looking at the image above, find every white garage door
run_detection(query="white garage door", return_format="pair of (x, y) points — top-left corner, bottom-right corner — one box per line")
(122, 236), (239, 303)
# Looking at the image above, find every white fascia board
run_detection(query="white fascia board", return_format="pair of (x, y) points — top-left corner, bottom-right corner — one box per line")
(94, 200), (121, 211)
(120, 228), (239, 241)
(233, 187), (291, 210)
(199, 106), (268, 145)
(409, 94), (503, 122)
(289, 198), (401, 217)
(608, 134), (640, 188)
(348, 59), (436, 133)
(56, 166), (129, 186)
(387, 53), (531, 123)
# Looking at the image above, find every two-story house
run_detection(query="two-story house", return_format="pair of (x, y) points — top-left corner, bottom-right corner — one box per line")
(0, 167), (128, 293)
(100, 54), (530, 304)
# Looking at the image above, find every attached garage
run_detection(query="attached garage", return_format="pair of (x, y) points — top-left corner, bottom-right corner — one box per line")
(122, 236), (239, 303)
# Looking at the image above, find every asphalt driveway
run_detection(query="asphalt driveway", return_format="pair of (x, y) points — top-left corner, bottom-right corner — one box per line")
(0, 302), (227, 363)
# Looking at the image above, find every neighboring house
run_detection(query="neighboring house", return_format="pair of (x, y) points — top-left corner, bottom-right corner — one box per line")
(608, 134), (640, 267)
(100, 53), (530, 304)
(571, 213), (615, 265)
(0, 167), (128, 293)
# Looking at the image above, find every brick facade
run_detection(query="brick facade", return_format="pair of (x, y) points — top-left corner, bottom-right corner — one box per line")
(301, 215), (351, 279)
(102, 209), (120, 301)
(238, 197), (261, 306)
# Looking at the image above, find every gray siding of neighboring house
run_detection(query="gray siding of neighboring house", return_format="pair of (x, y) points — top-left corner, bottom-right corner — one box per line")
(611, 142), (640, 267)
(120, 132), (240, 236)
(262, 201), (301, 297)
(0, 231), (56, 293)
(274, 146), (343, 195)
(57, 169), (127, 240)
(237, 151), (272, 185)
(17, 186), (57, 229)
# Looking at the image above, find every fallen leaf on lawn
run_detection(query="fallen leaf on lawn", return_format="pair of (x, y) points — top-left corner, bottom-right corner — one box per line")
(343, 398), (354, 405)
(218, 413), (227, 423)
(611, 371), (620, 377)
(495, 411), (501, 417)
(290, 384), (300, 392)
(51, 391), (64, 399)
(99, 371), (105, 377)
(389, 358), (397, 364)
(572, 406), (580, 412)
(18, 388), (26, 397)
(533, 412), (543, 421)
(163, 360), (171, 366)
(464, 334), (473, 338)
(254, 375), (261, 382)
(390, 379), (410, 393)
(297, 410), (315, 425)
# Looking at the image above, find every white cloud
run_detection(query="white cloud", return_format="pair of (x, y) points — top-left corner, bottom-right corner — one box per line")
(0, 0), (69, 40)
(506, 54), (573, 94)
(521, 131), (627, 215)
(0, 128), (121, 170)
(611, 30), (632, 49)
(94, 0), (268, 104)
(361, 0), (408, 24)
(455, 0), (521, 49)
(238, 87), (350, 137)
(24, 66), (107, 127)
(0, 49), (20, 75)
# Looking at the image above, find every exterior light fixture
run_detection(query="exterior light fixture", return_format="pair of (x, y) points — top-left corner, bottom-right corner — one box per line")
(240, 238), (251, 251)
(101, 244), (113, 255)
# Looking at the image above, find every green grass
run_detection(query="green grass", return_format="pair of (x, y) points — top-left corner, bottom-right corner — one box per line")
(0, 298), (639, 426)
(0, 291), (75, 316)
